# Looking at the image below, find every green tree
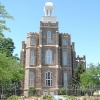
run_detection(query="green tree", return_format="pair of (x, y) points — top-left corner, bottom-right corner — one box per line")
(59, 87), (68, 95)
(80, 63), (100, 85)
(0, 53), (24, 83)
(0, 2), (24, 83)
(72, 63), (86, 85)
(0, 38), (15, 57)
(0, 2), (13, 37)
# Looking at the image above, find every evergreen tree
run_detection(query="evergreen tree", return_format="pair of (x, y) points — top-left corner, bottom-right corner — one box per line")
(72, 63), (86, 85)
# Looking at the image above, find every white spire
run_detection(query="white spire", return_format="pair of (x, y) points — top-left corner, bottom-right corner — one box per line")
(44, 1), (54, 16)
(41, 1), (56, 23)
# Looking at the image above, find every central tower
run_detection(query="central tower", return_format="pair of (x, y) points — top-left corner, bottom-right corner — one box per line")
(38, 1), (60, 95)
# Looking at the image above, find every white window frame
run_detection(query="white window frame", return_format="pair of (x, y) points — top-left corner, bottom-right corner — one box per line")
(31, 39), (35, 45)
(45, 72), (52, 86)
(30, 51), (34, 65)
(63, 39), (67, 46)
(63, 52), (67, 65)
(64, 72), (68, 87)
(29, 72), (34, 86)
(45, 50), (52, 64)
(47, 31), (51, 43)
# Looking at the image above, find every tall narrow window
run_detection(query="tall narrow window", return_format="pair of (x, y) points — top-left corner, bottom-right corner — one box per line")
(63, 39), (67, 46)
(29, 72), (34, 86)
(45, 50), (52, 64)
(63, 52), (67, 65)
(31, 39), (35, 45)
(64, 72), (67, 87)
(30, 51), (34, 65)
(47, 31), (51, 43)
(46, 10), (48, 16)
(50, 10), (52, 16)
(45, 72), (52, 86)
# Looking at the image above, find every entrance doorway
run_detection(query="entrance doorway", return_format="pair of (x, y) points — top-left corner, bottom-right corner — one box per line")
(50, 91), (54, 95)
(43, 91), (48, 95)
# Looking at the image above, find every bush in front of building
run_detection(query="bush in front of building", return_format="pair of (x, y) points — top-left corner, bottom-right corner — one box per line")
(7, 95), (20, 100)
(42, 95), (54, 100)
(59, 87), (68, 95)
(28, 87), (36, 96)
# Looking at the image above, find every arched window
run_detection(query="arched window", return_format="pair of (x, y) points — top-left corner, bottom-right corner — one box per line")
(45, 50), (52, 64)
(45, 72), (52, 86)
(47, 31), (51, 43)
(64, 72), (68, 87)
(31, 39), (35, 45)
(63, 52), (67, 65)
(30, 51), (34, 65)
(29, 72), (34, 86)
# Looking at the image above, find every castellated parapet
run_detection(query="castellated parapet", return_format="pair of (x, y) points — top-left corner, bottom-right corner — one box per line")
(76, 55), (86, 67)
(40, 21), (58, 29)
(59, 33), (70, 37)
(27, 32), (39, 37)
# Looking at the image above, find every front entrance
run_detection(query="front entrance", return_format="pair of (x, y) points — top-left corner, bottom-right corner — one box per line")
(50, 91), (54, 95)
(43, 91), (48, 95)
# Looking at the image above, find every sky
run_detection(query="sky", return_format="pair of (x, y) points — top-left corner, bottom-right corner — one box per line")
(1, 0), (100, 66)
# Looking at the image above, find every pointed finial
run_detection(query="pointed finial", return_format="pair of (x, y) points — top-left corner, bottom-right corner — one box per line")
(48, 0), (50, 2)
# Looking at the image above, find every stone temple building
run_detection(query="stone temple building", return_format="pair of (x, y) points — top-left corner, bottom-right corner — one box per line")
(20, 1), (86, 96)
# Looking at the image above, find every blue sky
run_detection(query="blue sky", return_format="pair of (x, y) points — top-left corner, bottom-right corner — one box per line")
(1, 0), (100, 66)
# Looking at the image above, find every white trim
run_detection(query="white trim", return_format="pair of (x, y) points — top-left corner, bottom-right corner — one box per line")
(42, 45), (58, 47)
(39, 45), (42, 47)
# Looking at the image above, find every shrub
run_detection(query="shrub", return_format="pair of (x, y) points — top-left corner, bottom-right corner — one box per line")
(7, 95), (20, 100)
(59, 87), (68, 95)
(28, 87), (36, 96)
(42, 95), (53, 100)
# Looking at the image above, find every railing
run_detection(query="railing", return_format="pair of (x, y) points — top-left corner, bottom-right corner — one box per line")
(0, 82), (22, 99)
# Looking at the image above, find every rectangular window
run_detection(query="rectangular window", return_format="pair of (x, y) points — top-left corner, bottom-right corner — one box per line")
(47, 10), (48, 16)
(50, 10), (52, 16)
(31, 39), (35, 45)
(64, 73), (67, 87)
(47, 31), (51, 43)
(63, 39), (67, 46)
(30, 51), (34, 65)
(63, 52), (67, 65)
(45, 72), (52, 86)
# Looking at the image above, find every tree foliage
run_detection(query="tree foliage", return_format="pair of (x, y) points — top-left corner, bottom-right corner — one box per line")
(7, 95), (20, 100)
(72, 63), (86, 85)
(59, 87), (68, 95)
(0, 2), (13, 37)
(80, 63), (100, 85)
(28, 87), (36, 96)
(0, 2), (24, 83)
(0, 53), (24, 83)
